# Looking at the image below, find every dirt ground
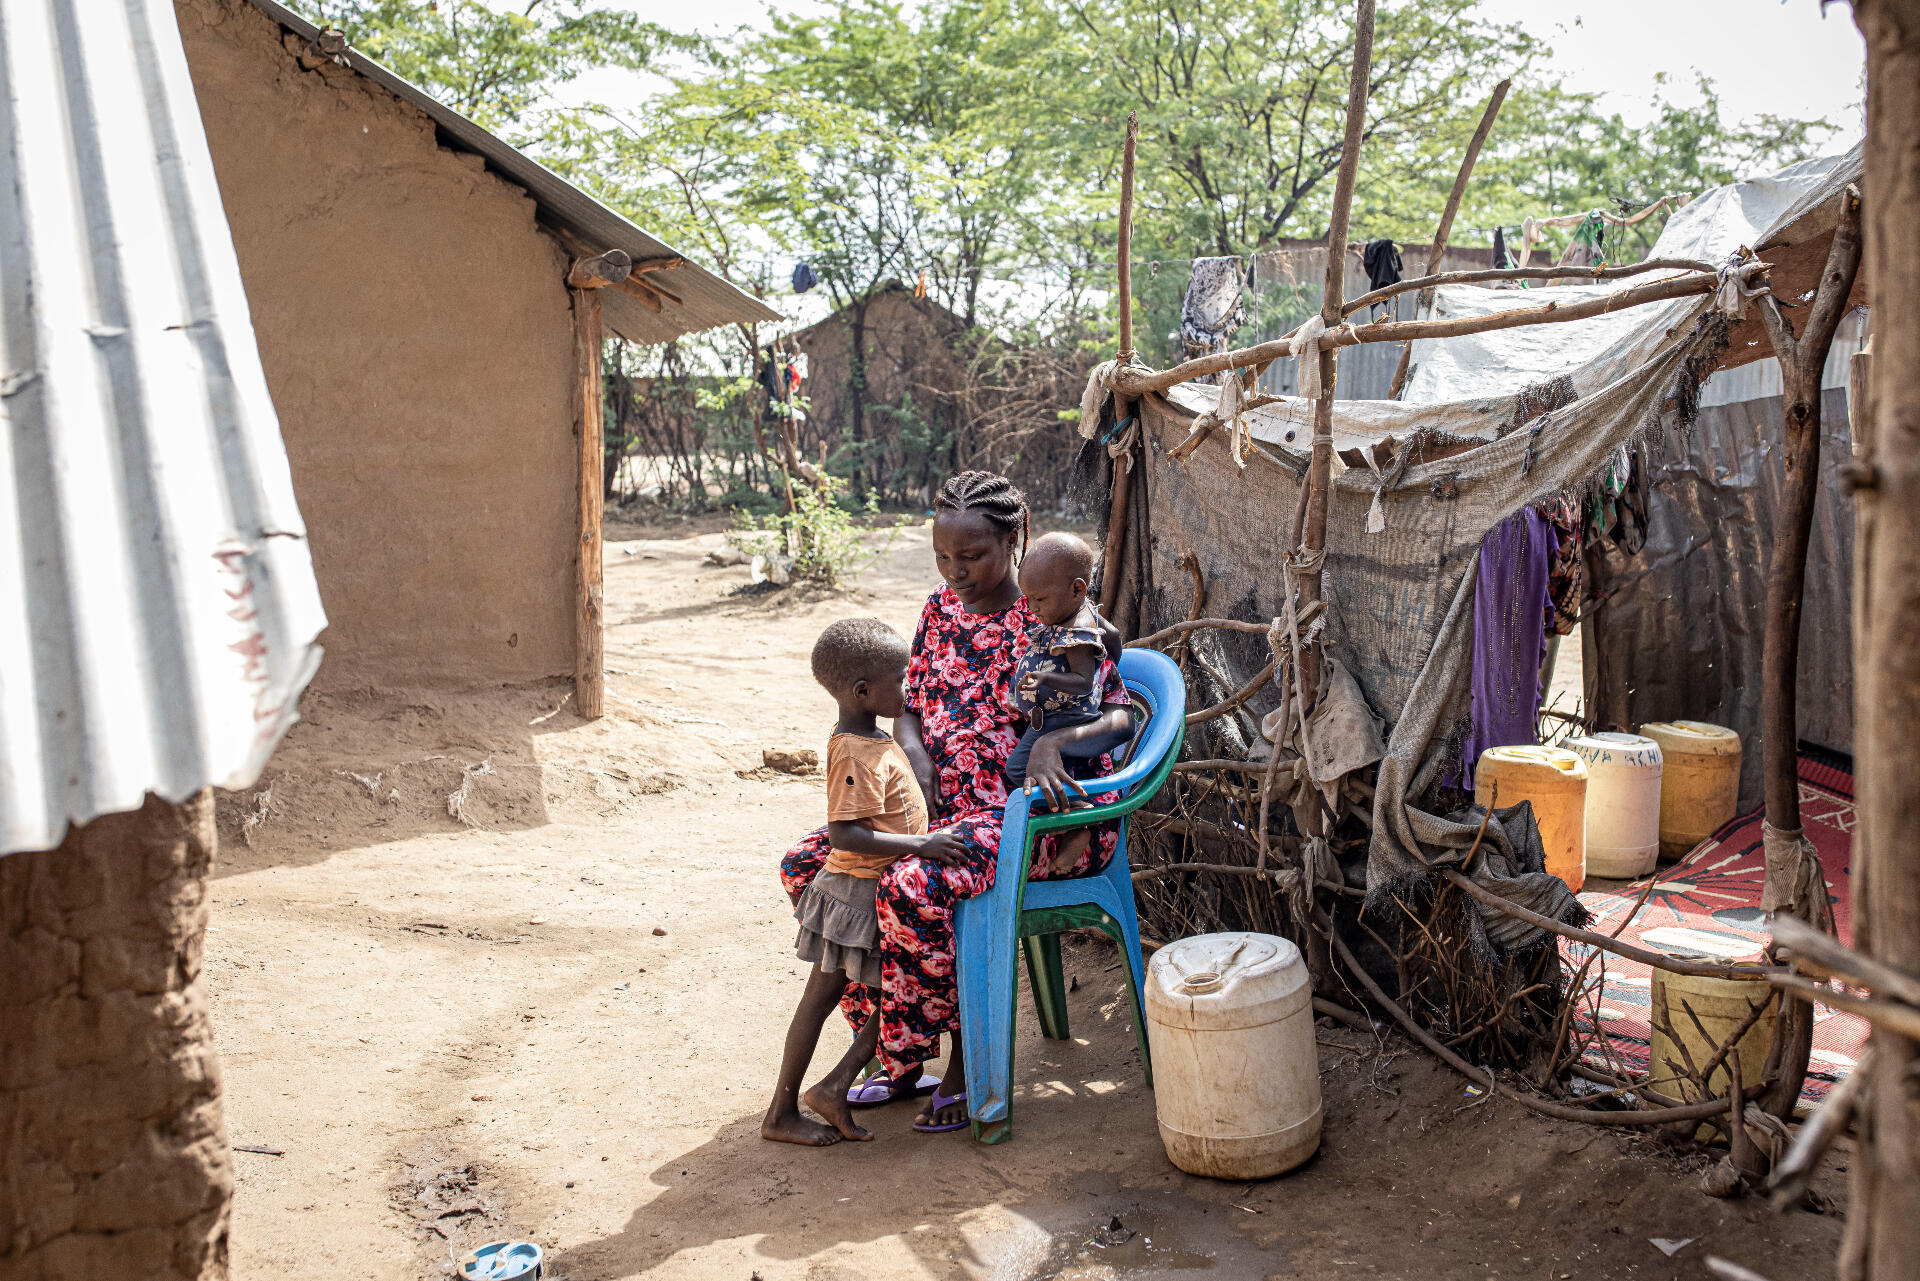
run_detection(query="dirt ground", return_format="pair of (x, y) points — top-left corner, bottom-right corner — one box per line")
(204, 522), (1845, 1280)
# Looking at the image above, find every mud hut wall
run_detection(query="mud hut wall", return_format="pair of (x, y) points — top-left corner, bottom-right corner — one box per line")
(793, 290), (967, 500)
(176, 0), (578, 689)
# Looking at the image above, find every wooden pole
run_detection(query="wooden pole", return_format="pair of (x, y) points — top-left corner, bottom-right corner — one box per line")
(1848, 3), (1920, 1272)
(1754, 188), (1862, 1123)
(1099, 112), (1140, 614)
(1387, 78), (1510, 398)
(1116, 111), (1138, 365)
(573, 285), (606, 719)
(1343, 257), (1711, 317)
(1295, 0), (1375, 700)
(1134, 266), (1724, 405)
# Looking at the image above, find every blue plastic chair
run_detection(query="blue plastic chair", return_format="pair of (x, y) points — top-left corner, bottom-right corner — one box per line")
(954, 647), (1186, 1143)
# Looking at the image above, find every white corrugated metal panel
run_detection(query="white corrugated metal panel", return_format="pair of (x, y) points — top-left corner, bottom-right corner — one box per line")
(0, 0), (326, 854)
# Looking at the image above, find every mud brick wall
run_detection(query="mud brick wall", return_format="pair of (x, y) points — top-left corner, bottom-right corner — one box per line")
(176, 0), (580, 690)
(0, 794), (231, 1280)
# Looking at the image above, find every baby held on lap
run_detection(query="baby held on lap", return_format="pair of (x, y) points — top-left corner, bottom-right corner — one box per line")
(1006, 532), (1130, 864)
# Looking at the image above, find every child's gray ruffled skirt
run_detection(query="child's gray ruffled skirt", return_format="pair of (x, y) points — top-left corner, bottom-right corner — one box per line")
(794, 871), (885, 988)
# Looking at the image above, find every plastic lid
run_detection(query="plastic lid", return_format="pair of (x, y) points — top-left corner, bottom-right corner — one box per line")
(1564, 732), (1662, 766)
(1481, 745), (1588, 775)
(1641, 720), (1742, 753)
(460, 1243), (544, 1280)
(1146, 932), (1309, 1031)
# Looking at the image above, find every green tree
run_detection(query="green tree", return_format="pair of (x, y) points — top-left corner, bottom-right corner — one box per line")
(282, 0), (687, 133)
(1058, 0), (1540, 257)
(1458, 74), (1838, 259)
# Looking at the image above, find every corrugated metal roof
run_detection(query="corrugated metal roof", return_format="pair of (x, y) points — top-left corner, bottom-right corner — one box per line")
(1, 0), (327, 854)
(244, 0), (782, 345)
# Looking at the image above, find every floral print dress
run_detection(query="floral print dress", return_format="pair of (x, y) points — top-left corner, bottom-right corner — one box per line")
(780, 585), (1128, 1076)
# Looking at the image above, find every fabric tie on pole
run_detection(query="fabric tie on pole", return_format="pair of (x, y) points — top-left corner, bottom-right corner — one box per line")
(1760, 820), (1823, 916)
(1078, 359), (1119, 439)
(1714, 255), (1770, 320)
(1289, 314), (1328, 399)
(1216, 371), (1255, 470)
(1361, 442), (1390, 534)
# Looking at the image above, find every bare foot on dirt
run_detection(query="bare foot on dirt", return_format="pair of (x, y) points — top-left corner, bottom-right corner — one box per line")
(760, 1109), (843, 1147)
(802, 1082), (873, 1142)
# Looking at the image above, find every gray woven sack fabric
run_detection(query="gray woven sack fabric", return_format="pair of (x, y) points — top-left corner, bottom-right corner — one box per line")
(1138, 305), (1730, 926)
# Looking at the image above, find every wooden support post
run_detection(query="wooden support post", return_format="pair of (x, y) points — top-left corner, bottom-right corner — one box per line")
(1754, 186), (1862, 1123)
(573, 285), (606, 719)
(1100, 111), (1140, 615)
(1117, 111), (1138, 365)
(1296, 0), (1375, 700)
(1387, 78), (1509, 399)
(1848, 2), (1920, 1273)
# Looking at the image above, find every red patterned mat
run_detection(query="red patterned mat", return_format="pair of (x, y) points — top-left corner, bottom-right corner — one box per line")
(1562, 751), (1861, 1106)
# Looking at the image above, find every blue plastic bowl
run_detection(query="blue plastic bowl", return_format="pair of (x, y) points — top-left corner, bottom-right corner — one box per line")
(458, 1241), (543, 1280)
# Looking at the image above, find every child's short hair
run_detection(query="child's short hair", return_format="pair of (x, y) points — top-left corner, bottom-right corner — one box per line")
(1025, 530), (1095, 581)
(811, 618), (909, 695)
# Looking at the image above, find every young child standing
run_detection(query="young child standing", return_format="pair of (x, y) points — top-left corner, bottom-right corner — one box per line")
(1005, 531), (1131, 790)
(761, 617), (964, 1146)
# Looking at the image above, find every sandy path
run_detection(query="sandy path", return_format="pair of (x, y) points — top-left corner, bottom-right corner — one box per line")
(205, 524), (1840, 1280)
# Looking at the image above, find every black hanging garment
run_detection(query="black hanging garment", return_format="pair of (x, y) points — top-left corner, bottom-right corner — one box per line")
(1362, 238), (1403, 291)
(757, 348), (784, 399)
(791, 261), (817, 294)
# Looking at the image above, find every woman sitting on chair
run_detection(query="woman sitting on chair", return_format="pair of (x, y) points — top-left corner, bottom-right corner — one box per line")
(779, 470), (1132, 1133)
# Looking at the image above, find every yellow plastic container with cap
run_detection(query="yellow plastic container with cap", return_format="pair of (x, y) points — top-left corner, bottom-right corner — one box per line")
(1649, 964), (1776, 1139)
(1473, 745), (1590, 892)
(1639, 721), (1743, 860)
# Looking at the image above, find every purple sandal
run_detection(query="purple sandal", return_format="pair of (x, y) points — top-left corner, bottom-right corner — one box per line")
(846, 1071), (940, 1109)
(912, 1085), (970, 1133)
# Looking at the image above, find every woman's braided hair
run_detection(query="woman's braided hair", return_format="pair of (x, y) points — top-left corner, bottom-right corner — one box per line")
(934, 470), (1029, 560)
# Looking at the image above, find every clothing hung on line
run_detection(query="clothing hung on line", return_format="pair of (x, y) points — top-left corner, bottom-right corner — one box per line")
(1361, 238), (1403, 291)
(1457, 507), (1556, 790)
(1553, 212), (1607, 282)
(1538, 495), (1584, 638)
(1586, 444), (1648, 555)
(1180, 256), (1247, 361)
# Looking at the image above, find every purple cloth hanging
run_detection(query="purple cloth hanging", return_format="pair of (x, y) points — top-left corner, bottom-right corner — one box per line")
(1458, 508), (1557, 789)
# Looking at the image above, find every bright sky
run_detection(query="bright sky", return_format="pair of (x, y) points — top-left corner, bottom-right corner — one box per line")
(581, 0), (1865, 142)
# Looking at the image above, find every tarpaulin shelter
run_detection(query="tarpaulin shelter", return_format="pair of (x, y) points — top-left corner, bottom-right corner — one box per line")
(1112, 147), (1865, 899)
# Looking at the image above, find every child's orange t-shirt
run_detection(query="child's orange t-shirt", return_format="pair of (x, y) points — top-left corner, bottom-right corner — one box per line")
(823, 733), (929, 877)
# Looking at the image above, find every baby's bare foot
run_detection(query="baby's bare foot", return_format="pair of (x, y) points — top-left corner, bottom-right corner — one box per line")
(760, 1110), (843, 1146)
(802, 1082), (873, 1142)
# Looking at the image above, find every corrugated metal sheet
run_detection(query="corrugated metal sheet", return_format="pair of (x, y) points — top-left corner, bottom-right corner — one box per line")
(244, 0), (782, 346)
(1699, 306), (1869, 408)
(0, 0), (327, 854)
